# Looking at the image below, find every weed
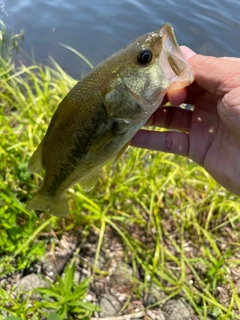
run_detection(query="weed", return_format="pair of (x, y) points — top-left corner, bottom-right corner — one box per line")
(1, 21), (240, 319)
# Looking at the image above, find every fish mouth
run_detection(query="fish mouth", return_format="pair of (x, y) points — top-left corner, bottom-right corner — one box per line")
(159, 23), (194, 90)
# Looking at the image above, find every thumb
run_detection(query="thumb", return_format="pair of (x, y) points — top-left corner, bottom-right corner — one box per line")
(187, 55), (240, 96)
(180, 45), (196, 59)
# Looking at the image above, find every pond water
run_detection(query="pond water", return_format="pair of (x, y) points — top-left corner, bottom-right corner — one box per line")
(1, 0), (240, 78)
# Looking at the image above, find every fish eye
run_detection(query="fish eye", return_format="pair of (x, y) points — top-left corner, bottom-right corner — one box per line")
(137, 49), (152, 65)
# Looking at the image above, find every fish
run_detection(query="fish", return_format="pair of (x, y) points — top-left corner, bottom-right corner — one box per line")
(27, 23), (194, 217)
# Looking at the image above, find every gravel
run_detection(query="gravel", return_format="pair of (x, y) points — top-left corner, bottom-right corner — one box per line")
(0, 226), (219, 319)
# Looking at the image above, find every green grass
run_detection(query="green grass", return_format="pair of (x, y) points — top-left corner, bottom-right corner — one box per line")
(1, 24), (240, 319)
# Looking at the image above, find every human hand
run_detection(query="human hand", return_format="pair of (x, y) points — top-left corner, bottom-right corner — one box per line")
(131, 46), (240, 195)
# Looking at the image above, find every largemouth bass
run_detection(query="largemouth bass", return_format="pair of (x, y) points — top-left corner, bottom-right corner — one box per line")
(27, 23), (194, 217)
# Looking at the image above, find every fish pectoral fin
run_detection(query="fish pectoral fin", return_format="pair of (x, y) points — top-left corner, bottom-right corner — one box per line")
(27, 141), (43, 173)
(86, 124), (118, 159)
(113, 140), (131, 163)
(80, 172), (99, 191)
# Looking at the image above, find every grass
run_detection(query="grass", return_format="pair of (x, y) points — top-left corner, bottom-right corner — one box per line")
(1, 23), (240, 319)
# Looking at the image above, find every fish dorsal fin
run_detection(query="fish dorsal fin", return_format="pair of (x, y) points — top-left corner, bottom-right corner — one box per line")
(27, 141), (43, 173)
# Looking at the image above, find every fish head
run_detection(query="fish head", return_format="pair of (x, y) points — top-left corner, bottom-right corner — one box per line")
(106, 23), (194, 118)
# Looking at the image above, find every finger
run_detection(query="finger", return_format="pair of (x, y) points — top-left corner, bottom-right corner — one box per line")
(218, 86), (240, 140)
(167, 87), (188, 106)
(187, 55), (240, 95)
(180, 45), (196, 59)
(130, 130), (190, 157)
(222, 57), (240, 62)
(180, 45), (240, 96)
(167, 82), (206, 106)
(145, 106), (192, 132)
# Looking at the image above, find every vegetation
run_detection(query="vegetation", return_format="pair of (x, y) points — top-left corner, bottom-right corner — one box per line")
(1, 22), (240, 319)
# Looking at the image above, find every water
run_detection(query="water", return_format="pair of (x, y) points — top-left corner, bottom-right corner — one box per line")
(1, 0), (240, 78)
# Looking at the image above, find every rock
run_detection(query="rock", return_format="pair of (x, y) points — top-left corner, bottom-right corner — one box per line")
(16, 273), (49, 300)
(17, 273), (49, 292)
(98, 293), (121, 317)
(146, 309), (166, 320)
(143, 285), (165, 306)
(42, 253), (71, 280)
(110, 263), (133, 288)
(110, 263), (138, 301)
(162, 299), (193, 320)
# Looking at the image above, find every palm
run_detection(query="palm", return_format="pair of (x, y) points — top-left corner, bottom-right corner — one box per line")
(131, 87), (240, 195)
(188, 94), (240, 194)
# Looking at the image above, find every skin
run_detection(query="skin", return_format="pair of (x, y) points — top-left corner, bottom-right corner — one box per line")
(131, 46), (240, 196)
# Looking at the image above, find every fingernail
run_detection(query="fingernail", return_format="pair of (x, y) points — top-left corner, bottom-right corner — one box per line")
(180, 45), (196, 59)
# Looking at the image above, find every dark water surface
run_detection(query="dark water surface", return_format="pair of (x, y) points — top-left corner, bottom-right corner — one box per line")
(1, 0), (240, 78)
